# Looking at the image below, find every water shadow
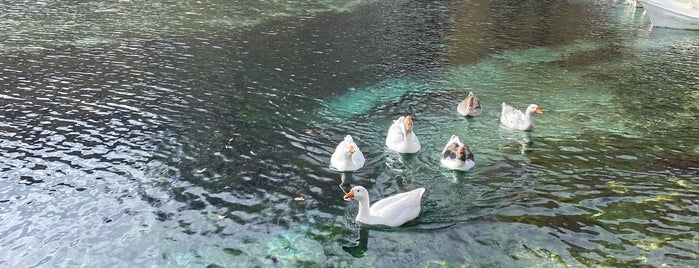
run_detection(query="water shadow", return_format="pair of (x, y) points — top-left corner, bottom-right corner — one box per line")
(449, 170), (474, 183)
(384, 150), (419, 171)
(498, 126), (534, 155)
(339, 172), (354, 193)
(342, 227), (369, 258)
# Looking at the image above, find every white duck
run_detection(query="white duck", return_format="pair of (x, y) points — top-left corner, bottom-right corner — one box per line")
(457, 92), (482, 116)
(343, 186), (425, 227)
(500, 103), (542, 131)
(440, 135), (475, 171)
(385, 115), (421, 153)
(331, 135), (365, 172)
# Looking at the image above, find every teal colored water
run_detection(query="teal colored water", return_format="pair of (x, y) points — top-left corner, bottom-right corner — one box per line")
(1, 0), (698, 267)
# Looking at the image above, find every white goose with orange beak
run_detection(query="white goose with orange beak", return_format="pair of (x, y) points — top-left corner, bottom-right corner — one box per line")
(500, 103), (543, 131)
(385, 115), (421, 153)
(343, 186), (425, 227)
(330, 135), (365, 172)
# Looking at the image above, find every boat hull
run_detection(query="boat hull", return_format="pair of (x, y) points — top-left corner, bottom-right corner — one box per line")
(639, 0), (699, 29)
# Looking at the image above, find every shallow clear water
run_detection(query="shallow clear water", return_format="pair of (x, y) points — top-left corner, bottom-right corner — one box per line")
(1, 0), (698, 266)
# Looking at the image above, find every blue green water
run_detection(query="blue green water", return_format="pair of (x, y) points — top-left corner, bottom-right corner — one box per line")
(1, 0), (698, 267)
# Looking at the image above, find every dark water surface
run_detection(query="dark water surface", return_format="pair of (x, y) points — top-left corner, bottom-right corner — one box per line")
(1, 0), (698, 266)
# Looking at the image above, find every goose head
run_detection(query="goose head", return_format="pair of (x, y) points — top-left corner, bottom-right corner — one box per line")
(457, 92), (482, 116)
(525, 104), (543, 116)
(457, 146), (474, 162)
(403, 116), (414, 135)
(341, 135), (358, 157)
(457, 147), (467, 161)
(343, 186), (368, 201)
(466, 94), (476, 108)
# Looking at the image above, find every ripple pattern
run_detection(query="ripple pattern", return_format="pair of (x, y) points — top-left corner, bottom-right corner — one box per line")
(0, 0), (698, 267)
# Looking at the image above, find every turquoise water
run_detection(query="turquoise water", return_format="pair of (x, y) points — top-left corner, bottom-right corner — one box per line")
(1, 0), (698, 267)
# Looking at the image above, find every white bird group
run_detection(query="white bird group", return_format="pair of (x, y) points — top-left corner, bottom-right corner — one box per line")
(332, 92), (543, 227)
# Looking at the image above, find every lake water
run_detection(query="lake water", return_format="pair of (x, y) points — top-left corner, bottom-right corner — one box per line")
(1, 0), (698, 267)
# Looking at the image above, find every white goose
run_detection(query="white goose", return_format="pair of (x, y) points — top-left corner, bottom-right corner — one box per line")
(440, 135), (475, 171)
(331, 135), (365, 172)
(385, 115), (421, 153)
(500, 103), (542, 131)
(343, 186), (425, 227)
(457, 92), (482, 116)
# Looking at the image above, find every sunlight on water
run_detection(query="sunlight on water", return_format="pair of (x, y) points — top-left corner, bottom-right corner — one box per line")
(318, 80), (424, 118)
(0, 0), (375, 52)
(0, 0), (698, 267)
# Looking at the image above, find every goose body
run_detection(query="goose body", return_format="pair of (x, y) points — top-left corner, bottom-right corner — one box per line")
(500, 103), (542, 131)
(440, 135), (475, 171)
(343, 186), (425, 227)
(385, 115), (421, 153)
(331, 135), (365, 171)
(457, 92), (482, 116)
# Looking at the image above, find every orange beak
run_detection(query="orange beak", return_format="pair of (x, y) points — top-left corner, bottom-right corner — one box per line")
(348, 145), (356, 154)
(405, 116), (413, 125)
(343, 188), (355, 199)
(535, 107), (543, 114)
(457, 147), (465, 154)
(467, 96), (474, 106)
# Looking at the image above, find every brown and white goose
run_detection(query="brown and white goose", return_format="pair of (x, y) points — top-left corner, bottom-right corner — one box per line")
(440, 135), (475, 171)
(457, 92), (482, 116)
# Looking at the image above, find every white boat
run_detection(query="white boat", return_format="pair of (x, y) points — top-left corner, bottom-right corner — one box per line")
(638, 0), (699, 29)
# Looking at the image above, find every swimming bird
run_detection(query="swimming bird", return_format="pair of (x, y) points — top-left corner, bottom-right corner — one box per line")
(457, 92), (482, 116)
(343, 186), (425, 227)
(440, 135), (475, 171)
(500, 103), (542, 131)
(331, 135), (365, 171)
(385, 115), (421, 153)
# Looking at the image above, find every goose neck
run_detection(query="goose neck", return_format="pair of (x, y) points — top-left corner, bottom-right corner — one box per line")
(356, 197), (372, 218)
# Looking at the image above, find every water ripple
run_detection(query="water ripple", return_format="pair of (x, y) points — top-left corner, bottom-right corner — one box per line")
(0, 0), (698, 267)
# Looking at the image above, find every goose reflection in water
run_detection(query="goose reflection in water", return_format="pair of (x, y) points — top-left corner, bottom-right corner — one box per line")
(498, 127), (534, 156)
(339, 172), (353, 193)
(342, 227), (369, 258)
